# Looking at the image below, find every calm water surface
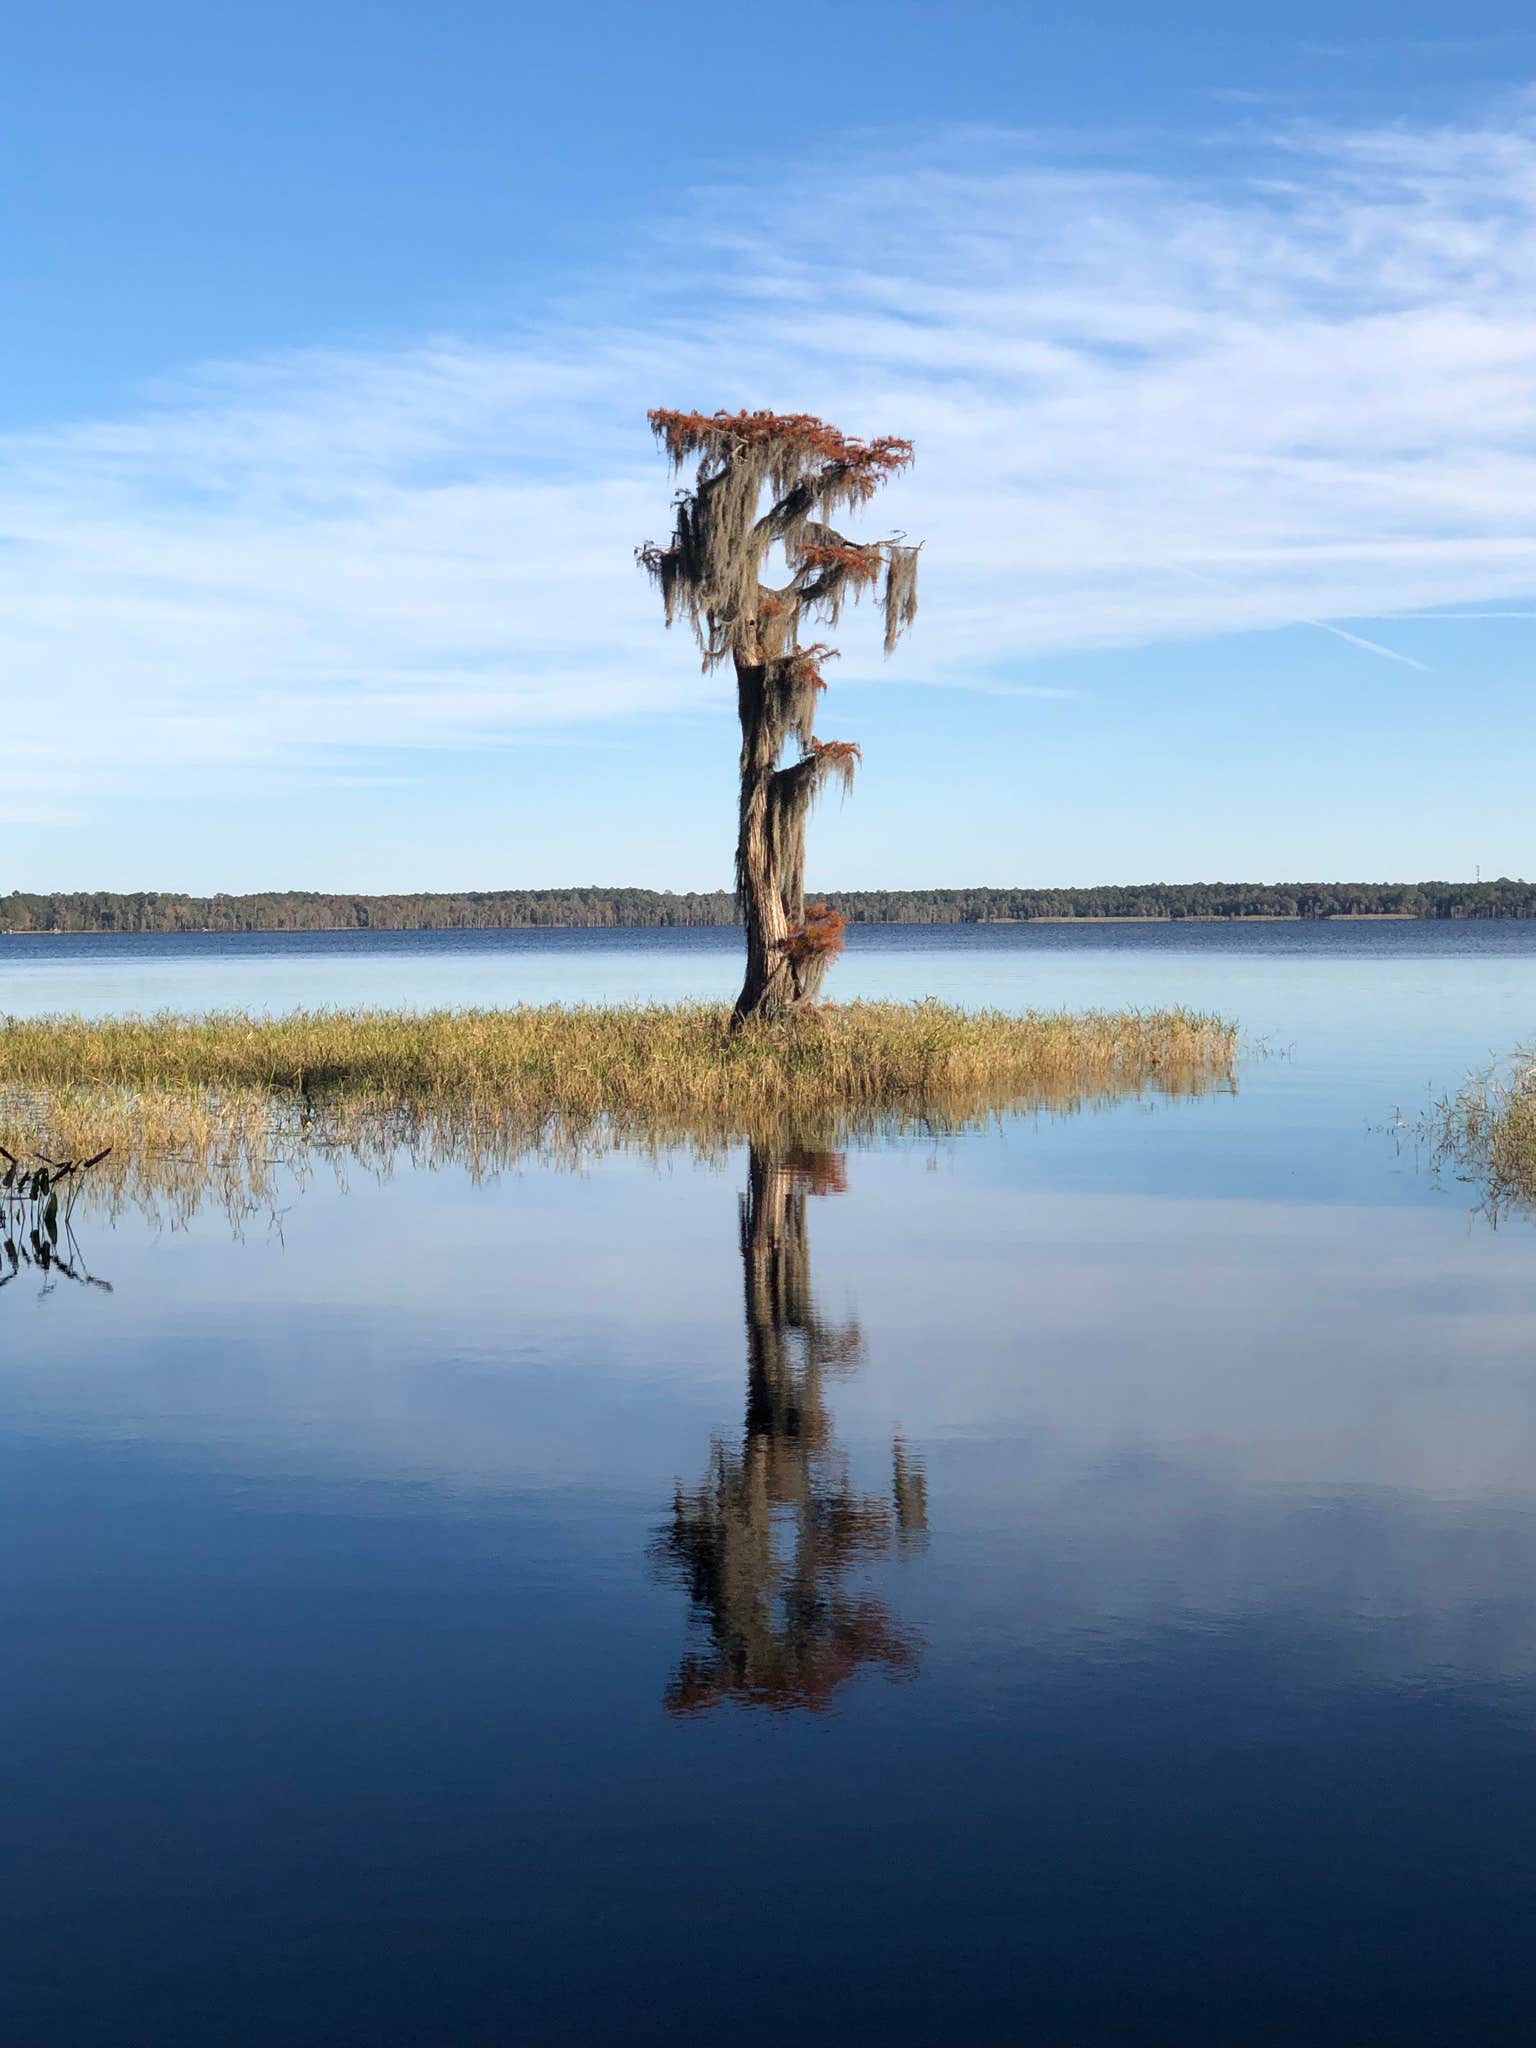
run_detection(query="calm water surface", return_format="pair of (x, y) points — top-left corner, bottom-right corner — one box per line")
(6, 924), (1536, 2044)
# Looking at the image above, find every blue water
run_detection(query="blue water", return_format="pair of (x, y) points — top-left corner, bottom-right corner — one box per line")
(8, 916), (1536, 1033)
(6, 923), (1536, 2044)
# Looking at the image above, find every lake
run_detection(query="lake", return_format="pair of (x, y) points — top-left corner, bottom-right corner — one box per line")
(6, 922), (1536, 2045)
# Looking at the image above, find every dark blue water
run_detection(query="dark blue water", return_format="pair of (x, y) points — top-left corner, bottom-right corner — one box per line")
(6, 924), (1536, 2044)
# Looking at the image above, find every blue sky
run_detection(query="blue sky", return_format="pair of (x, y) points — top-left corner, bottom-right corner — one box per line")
(8, 2), (1536, 891)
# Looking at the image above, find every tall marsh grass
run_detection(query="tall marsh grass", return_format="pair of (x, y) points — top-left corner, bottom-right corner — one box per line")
(0, 1000), (1237, 1221)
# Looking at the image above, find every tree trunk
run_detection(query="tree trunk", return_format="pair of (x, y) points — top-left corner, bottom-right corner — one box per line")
(733, 838), (798, 1023)
(731, 659), (800, 1026)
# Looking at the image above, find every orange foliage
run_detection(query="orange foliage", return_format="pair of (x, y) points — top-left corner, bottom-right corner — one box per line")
(784, 901), (848, 968)
(795, 541), (882, 586)
(809, 739), (862, 771)
(648, 408), (913, 499)
(787, 643), (838, 691)
(783, 1148), (849, 1197)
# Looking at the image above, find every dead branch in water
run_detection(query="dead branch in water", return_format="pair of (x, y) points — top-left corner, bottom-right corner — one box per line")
(0, 1143), (113, 1295)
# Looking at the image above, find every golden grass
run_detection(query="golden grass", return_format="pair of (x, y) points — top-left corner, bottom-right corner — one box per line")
(0, 1000), (1237, 1222)
(1424, 1047), (1536, 1222)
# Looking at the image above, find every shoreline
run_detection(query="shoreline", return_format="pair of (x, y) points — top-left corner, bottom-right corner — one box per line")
(0, 910), (1478, 938)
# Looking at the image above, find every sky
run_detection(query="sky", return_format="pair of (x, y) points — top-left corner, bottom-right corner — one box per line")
(8, 2), (1536, 892)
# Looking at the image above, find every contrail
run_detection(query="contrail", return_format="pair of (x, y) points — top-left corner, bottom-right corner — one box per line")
(1302, 619), (1430, 671)
(1170, 565), (1431, 671)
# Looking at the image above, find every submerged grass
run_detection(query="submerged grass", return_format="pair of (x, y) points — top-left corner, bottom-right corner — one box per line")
(0, 1000), (1237, 1222)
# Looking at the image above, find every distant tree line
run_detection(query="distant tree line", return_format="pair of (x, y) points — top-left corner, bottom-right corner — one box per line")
(0, 889), (740, 934)
(4, 880), (1536, 934)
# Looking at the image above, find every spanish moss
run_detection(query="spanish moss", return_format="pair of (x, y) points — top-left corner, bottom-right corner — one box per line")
(638, 408), (921, 1023)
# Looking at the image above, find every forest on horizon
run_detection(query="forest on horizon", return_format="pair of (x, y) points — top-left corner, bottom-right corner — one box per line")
(3, 881), (1535, 933)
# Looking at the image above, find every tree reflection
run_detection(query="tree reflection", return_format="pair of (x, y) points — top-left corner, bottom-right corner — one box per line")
(656, 1145), (926, 1713)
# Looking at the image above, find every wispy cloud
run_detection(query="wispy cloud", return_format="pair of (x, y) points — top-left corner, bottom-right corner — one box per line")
(8, 102), (1536, 813)
(1300, 36), (1536, 60)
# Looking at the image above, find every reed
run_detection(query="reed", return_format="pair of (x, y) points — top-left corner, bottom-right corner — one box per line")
(0, 1000), (1237, 1222)
(1424, 1046), (1536, 1221)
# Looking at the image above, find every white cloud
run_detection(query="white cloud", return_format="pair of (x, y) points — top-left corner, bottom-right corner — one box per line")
(9, 104), (1536, 811)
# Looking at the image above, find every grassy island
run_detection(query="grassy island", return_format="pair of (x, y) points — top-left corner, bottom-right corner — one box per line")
(0, 1001), (1236, 1218)
(0, 1000), (1236, 1124)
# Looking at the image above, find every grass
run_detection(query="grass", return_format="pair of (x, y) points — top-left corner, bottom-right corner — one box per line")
(0, 999), (1237, 1221)
(1423, 1046), (1536, 1222)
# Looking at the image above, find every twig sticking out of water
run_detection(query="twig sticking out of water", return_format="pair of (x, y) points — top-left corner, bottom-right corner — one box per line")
(0, 1142), (113, 1294)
